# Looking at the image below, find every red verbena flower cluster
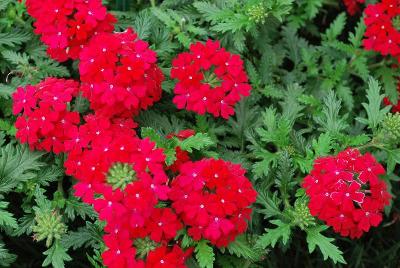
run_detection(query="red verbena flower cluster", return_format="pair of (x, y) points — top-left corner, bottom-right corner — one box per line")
(169, 159), (257, 247)
(65, 123), (256, 266)
(363, 0), (400, 61)
(302, 148), (391, 239)
(64, 119), (186, 266)
(171, 40), (252, 119)
(20, 2), (257, 267)
(343, 0), (365, 16)
(13, 78), (80, 154)
(79, 28), (164, 118)
(383, 80), (400, 113)
(25, 0), (116, 62)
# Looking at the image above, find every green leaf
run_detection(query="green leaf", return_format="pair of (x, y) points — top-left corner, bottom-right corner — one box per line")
(61, 222), (103, 250)
(193, 2), (233, 23)
(256, 219), (291, 249)
(178, 133), (214, 153)
(324, 13), (346, 42)
(315, 91), (348, 135)
(386, 149), (400, 174)
(195, 240), (215, 268)
(64, 196), (97, 221)
(0, 144), (45, 194)
(0, 31), (31, 47)
(306, 225), (346, 264)
(1, 50), (30, 66)
(376, 67), (398, 103)
(0, 242), (16, 267)
(356, 77), (391, 131)
(0, 201), (17, 229)
(312, 133), (332, 157)
(42, 241), (72, 268)
(224, 235), (263, 261)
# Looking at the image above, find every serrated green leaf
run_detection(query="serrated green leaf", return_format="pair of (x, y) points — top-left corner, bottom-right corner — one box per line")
(42, 241), (72, 268)
(0, 201), (17, 229)
(195, 240), (215, 268)
(356, 77), (391, 131)
(256, 219), (291, 249)
(178, 133), (214, 153)
(306, 225), (346, 264)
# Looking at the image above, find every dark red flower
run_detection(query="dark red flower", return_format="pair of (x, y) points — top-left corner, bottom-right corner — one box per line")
(302, 148), (391, 239)
(343, 0), (365, 16)
(171, 40), (252, 119)
(13, 78), (80, 154)
(363, 0), (400, 61)
(145, 208), (182, 243)
(145, 245), (191, 268)
(78, 28), (163, 118)
(25, 0), (116, 61)
(170, 158), (257, 246)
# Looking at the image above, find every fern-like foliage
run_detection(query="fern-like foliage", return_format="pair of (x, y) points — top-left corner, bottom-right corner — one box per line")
(0, 144), (44, 194)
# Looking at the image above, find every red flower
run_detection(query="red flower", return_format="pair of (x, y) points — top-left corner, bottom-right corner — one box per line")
(302, 148), (391, 239)
(170, 158), (257, 247)
(171, 40), (252, 119)
(78, 28), (163, 117)
(343, 0), (365, 16)
(13, 78), (80, 154)
(145, 208), (183, 243)
(12, 85), (37, 115)
(25, 0), (116, 61)
(145, 245), (191, 268)
(363, 0), (400, 61)
(102, 232), (144, 268)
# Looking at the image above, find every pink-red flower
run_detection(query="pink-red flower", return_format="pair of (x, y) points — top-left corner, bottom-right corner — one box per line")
(145, 208), (182, 242)
(171, 40), (252, 119)
(78, 28), (164, 117)
(363, 0), (400, 61)
(145, 245), (192, 268)
(102, 232), (144, 268)
(25, 0), (116, 61)
(302, 148), (391, 239)
(13, 78), (80, 154)
(169, 158), (257, 246)
(343, 0), (365, 16)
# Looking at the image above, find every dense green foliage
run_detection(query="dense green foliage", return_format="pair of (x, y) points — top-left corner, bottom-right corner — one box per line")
(0, 0), (399, 267)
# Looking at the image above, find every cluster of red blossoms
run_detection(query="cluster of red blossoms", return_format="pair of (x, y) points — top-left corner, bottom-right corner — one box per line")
(17, 1), (258, 267)
(303, 148), (391, 238)
(79, 28), (163, 117)
(363, 0), (400, 61)
(64, 123), (256, 266)
(12, 78), (80, 154)
(25, 0), (116, 62)
(343, 0), (365, 16)
(170, 159), (257, 247)
(171, 40), (252, 119)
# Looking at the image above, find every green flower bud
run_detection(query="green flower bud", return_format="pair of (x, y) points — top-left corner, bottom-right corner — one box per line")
(247, 3), (267, 24)
(288, 200), (315, 230)
(134, 238), (159, 259)
(32, 210), (66, 247)
(381, 113), (400, 143)
(282, 145), (296, 156)
(106, 162), (137, 190)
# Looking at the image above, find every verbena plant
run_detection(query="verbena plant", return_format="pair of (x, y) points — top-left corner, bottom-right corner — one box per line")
(0, 0), (399, 267)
